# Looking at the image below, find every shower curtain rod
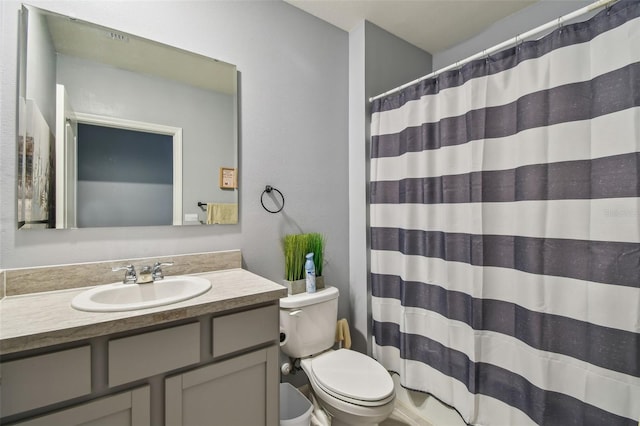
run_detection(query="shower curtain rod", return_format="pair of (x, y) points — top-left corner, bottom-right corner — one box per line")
(369, 0), (617, 102)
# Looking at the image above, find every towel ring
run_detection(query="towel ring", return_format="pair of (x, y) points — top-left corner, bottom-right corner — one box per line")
(261, 185), (285, 214)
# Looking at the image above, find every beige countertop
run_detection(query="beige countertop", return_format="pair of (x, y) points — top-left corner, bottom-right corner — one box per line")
(0, 268), (287, 355)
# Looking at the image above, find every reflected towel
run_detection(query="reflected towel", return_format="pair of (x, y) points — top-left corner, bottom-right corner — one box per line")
(335, 318), (352, 349)
(206, 203), (238, 224)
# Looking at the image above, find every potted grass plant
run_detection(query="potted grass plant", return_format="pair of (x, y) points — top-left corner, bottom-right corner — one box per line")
(284, 232), (325, 294)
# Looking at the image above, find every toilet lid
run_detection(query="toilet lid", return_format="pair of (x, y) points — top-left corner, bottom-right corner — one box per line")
(310, 349), (394, 402)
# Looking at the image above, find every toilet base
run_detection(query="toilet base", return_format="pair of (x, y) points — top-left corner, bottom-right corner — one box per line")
(307, 382), (395, 426)
(329, 418), (380, 426)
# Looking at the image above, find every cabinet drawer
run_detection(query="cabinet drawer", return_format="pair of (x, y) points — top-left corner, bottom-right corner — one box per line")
(109, 323), (200, 387)
(212, 304), (278, 357)
(0, 346), (91, 416)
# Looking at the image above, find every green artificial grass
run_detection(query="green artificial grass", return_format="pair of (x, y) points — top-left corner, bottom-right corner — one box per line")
(284, 232), (325, 280)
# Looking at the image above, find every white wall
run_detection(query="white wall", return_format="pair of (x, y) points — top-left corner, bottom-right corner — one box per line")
(0, 1), (349, 322)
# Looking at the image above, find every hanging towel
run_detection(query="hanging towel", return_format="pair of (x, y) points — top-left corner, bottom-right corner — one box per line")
(335, 318), (351, 349)
(206, 203), (238, 224)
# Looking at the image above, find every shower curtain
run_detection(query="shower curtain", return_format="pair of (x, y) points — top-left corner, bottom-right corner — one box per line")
(370, 2), (640, 425)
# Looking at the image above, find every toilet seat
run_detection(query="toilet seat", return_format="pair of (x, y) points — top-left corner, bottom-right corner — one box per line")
(308, 349), (394, 407)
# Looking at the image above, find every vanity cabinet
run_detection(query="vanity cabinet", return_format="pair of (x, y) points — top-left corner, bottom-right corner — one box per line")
(165, 304), (280, 426)
(0, 303), (280, 426)
(109, 322), (200, 387)
(0, 346), (91, 417)
(212, 304), (279, 357)
(166, 346), (278, 426)
(14, 386), (150, 426)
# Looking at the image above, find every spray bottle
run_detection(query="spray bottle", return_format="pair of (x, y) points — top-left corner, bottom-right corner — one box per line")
(305, 252), (316, 293)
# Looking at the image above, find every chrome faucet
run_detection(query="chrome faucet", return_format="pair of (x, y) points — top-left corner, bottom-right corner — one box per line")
(112, 265), (137, 284)
(152, 262), (174, 281)
(137, 266), (154, 284)
(112, 262), (174, 284)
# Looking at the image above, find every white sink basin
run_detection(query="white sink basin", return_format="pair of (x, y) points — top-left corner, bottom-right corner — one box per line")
(71, 276), (212, 312)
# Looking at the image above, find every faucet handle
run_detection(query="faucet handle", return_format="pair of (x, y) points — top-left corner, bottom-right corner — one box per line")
(112, 264), (137, 284)
(152, 262), (174, 280)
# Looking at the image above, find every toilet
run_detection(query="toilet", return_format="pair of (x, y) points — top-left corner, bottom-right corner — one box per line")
(279, 286), (395, 426)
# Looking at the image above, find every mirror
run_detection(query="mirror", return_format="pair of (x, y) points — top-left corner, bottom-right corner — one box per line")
(17, 4), (238, 229)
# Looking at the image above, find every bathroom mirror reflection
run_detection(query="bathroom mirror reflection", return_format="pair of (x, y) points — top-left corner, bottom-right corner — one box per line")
(17, 4), (238, 229)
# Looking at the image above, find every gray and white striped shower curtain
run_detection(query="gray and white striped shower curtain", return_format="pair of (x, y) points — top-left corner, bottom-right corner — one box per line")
(370, 2), (640, 425)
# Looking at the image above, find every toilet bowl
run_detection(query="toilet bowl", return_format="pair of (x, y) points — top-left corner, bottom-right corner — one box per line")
(279, 286), (396, 425)
(301, 349), (395, 426)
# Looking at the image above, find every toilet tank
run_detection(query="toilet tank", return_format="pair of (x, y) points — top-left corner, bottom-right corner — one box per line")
(279, 286), (339, 359)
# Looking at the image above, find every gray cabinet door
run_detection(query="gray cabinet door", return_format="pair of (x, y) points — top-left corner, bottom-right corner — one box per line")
(16, 386), (150, 426)
(165, 346), (278, 426)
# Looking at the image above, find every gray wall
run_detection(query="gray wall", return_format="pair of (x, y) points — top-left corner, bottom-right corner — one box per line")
(76, 124), (173, 227)
(57, 53), (237, 221)
(433, 0), (592, 70)
(348, 21), (432, 353)
(0, 0), (349, 320)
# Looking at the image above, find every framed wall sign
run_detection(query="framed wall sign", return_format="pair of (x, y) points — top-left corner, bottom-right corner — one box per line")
(219, 167), (237, 189)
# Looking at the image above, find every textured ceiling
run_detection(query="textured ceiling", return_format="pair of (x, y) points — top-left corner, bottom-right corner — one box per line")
(284, 0), (537, 53)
